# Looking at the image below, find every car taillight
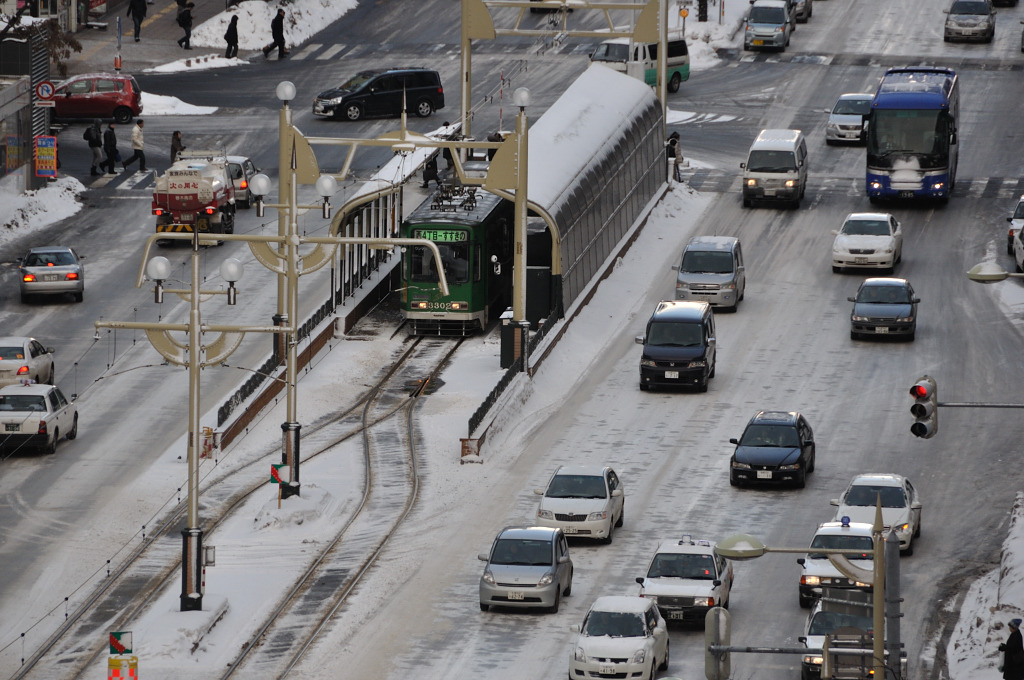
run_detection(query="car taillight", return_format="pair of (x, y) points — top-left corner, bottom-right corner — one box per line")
(65, 272), (79, 281)
(16, 366), (28, 375)
(37, 421), (47, 435)
(240, 179), (247, 190)
(22, 273), (36, 283)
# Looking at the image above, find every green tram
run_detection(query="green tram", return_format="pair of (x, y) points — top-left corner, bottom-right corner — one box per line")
(401, 187), (514, 336)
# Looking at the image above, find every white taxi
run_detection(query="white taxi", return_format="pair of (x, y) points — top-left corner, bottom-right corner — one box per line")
(0, 337), (56, 388)
(0, 382), (78, 454)
(570, 596), (669, 680)
(635, 535), (733, 625)
(796, 518), (874, 608)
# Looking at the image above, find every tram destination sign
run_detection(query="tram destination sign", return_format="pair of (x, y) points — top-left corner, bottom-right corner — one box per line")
(414, 228), (467, 243)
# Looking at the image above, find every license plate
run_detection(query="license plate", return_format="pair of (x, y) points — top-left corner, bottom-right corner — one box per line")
(44, 274), (60, 282)
(875, 327), (890, 334)
(5, 423), (18, 432)
(669, 611), (688, 619)
(507, 590), (525, 601)
(180, 213), (194, 222)
(753, 39), (764, 45)
(764, 189), (776, 196)
(599, 665), (615, 675)
(854, 257), (868, 264)
(563, 526), (578, 534)
(898, 191), (914, 199)
(665, 371), (679, 379)
(757, 470), (773, 479)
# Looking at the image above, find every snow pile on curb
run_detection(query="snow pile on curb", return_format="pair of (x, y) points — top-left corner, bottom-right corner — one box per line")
(0, 176), (86, 244)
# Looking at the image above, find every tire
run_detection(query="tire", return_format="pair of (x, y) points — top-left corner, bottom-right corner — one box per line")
(615, 503), (624, 528)
(549, 588), (561, 614)
(564, 568), (573, 596)
(730, 474), (740, 488)
(698, 375), (708, 393)
(113, 107), (133, 124)
(907, 331), (915, 342)
(743, 43), (751, 51)
(709, 362), (716, 378)
(851, 330), (859, 340)
(668, 72), (681, 94)
(240, 190), (251, 209)
(742, 197), (752, 208)
(47, 365), (54, 385)
(415, 98), (434, 118)
(75, 291), (84, 303)
(825, 139), (835, 146)
(46, 430), (58, 455)
(66, 413), (78, 440)
(660, 641), (670, 671)
(795, 468), (806, 489)
(603, 522), (614, 545)
(479, 602), (489, 612)
(649, 660), (656, 680)
(345, 103), (363, 121)
(832, 265), (841, 273)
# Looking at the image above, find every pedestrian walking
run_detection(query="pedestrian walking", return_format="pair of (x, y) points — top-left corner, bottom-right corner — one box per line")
(170, 130), (186, 164)
(421, 155), (440, 189)
(1001, 619), (1024, 680)
(102, 123), (120, 175)
(263, 9), (288, 59)
(666, 131), (682, 182)
(224, 15), (239, 59)
(122, 119), (147, 172)
(84, 118), (103, 176)
(176, 2), (194, 49)
(126, 0), (146, 42)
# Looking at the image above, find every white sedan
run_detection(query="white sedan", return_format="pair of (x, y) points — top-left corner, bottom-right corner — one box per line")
(0, 383), (78, 455)
(570, 596), (669, 680)
(831, 212), (903, 274)
(830, 473), (922, 555)
(534, 464), (624, 544)
(0, 336), (56, 387)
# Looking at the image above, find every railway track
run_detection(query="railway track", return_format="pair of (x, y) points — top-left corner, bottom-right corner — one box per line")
(12, 335), (461, 680)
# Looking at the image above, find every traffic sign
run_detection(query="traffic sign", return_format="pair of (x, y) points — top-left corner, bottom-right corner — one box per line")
(35, 80), (54, 100)
(680, 8), (688, 17)
(109, 630), (133, 654)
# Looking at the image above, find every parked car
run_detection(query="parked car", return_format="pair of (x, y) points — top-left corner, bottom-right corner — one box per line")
(824, 93), (872, 145)
(729, 410), (816, 488)
(636, 535), (733, 625)
(799, 600), (874, 680)
(18, 246), (85, 303)
(569, 596), (670, 680)
(0, 337), (55, 387)
(831, 473), (922, 554)
(848, 277), (919, 341)
(0, 383), (78, 455)
(52, 72), (143, 124)
(831, 212), (902, 274)
(478, 525), (573, 613)
(1006, 194), (1024, 256)
(943, 0), (996, 43)
(226, 156), (260, 209)
(797, 518), (874, 608)
(312, 68), (445, 121)
(534, 464), (624, 544)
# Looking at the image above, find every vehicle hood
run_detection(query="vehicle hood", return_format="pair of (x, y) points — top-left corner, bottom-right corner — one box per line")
(643, 345), (706, 362)
(641, 579), (715, 598)
(577, 634), (650, 657)
(677, 272), (734, 286)
(540, 497), (609, 514)
(851, 302), (913, 319)
(486, 564), (552, 586)
(315, 87), (353, 100)
(837, 506), (911, 529)
(948, 13), (989, 25)
(829, 113), (866, 126)
(833, 235), (894, 252)
(803, 633), (825, 650)
(733, 445), (801, 466)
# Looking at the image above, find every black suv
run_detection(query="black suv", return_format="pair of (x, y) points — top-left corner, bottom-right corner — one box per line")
(312, 68), (445, 121)
(729, 411), (816, 488)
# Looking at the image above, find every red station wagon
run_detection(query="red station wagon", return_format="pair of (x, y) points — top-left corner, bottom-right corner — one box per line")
(52, 72), (143, 124)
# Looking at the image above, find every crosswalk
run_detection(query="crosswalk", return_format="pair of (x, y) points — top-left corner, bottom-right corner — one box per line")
(680, 168), (1024, 200)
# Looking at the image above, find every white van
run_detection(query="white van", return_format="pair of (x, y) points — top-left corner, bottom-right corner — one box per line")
(591, 34), (690, 93)
(740, 129), (808, 208)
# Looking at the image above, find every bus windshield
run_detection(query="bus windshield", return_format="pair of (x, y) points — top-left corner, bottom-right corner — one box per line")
(867, 110), (948, 157)
(411, 244), (470, 284)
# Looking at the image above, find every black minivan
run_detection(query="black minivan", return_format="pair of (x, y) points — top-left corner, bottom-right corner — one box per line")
(312, 68), (445, 121)
(635, 300), (716, 392)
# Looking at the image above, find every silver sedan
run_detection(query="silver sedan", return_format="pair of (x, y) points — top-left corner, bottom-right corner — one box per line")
(19, 246), (85, 303)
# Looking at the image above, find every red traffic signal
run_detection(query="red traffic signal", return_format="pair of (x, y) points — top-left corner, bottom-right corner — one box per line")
(910, 376), (938, 438)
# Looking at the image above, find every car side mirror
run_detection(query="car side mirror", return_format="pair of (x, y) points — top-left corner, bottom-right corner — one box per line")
(571, 624), (581, 633)
(1009, 217), (1015, 223)
(740, 161), (746, 169)
(799, 636), (807, 644)
(911, 501), (922, 510)
(707, 335), (716, 344)
(636, 576), (645, 585)
(797, 557), (806, 565)
(671, 264), (679, 271)
(611, 489), (623, 497)
(558, 554), (570, 564)
(729, 437), (739, 444)
(830, 498), (839, 506)
(847, 296), (857, 302)
(635, 335), (645, 345)
(477, 553), (489, 561)
(713, 579), (722, 587)
(912, 297), (921, 303)
(830, 230), (839, 235)
(46, 347), (55, 354)
(534, 488), (545, 495)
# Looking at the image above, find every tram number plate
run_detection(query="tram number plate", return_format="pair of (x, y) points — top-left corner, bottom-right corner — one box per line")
(898, 191), (914, 199)
(875, 327), (890, 334)
(599, 665), (616, 675)
(665, 371), (679, 379)
(507, 591), (525, 601)
(757, 470), (773, 479)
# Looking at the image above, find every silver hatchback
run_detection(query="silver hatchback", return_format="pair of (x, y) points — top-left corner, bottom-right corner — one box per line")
(478, 526), (573, 613)
(674, 236), (746, 312)
(944, 0), (996, 42)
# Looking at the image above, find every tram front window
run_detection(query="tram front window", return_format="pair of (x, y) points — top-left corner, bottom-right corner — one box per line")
(412, 244), (470, 284)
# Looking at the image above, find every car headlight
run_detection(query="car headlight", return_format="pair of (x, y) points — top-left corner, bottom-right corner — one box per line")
(801, 575), (821, 586)
(804, 654), (823, 665)
(896, 315), (914, 322)
(587, 511), (608, 521)
(482, 569), (495, 585)
(721, 282), (736, 290)
(640, 358), (657, 367)
(785, 179), (796, 187)
(895, 522), (910, 533)
(732, 461), (751, 470)
(746, 179), (758, 187)
(779, 463), (800, 470)
(574, 647), (589, 663)
(688, 359), (707, 368)
(537, 509), (554, 520)
(775, 26), (785, 33)
(676, 282), (689, 291)
(631, 649), (647, 664)
(692, 596), (712, 607)
(834, 247), (848, 256)
(827, 123), (839, 132)
(537, 571), (555, 587)
(883, 246), (894, 253)
(852, 314), (869, 322)
(327, 97), (344, 105)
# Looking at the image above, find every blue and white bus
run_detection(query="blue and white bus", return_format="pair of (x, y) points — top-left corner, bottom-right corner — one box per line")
(866, 67), (959, 203)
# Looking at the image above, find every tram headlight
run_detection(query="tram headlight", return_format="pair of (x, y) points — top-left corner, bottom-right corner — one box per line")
(413, 301), (428, 310)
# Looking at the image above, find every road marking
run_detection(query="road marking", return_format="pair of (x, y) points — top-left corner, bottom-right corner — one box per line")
(317, 44), (346, 60)
(291, 43), (321, 60)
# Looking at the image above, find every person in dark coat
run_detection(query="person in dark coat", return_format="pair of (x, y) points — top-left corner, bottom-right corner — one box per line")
(170, 130), (186, 164)
(126, 0), (146, 42)
(85, 118), (103, 175)
(263, 9), (288, 59)
(102, 123), (119, 175)
(176, 2), (194, 49)
(1000, 618), (1024, 680)
(224, 15), (239, 59)
(421, 155), (439, 189)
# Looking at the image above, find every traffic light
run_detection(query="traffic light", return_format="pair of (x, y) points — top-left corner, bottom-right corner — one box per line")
(698, 0), (709, 21)
(910, 376), (938, 438)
